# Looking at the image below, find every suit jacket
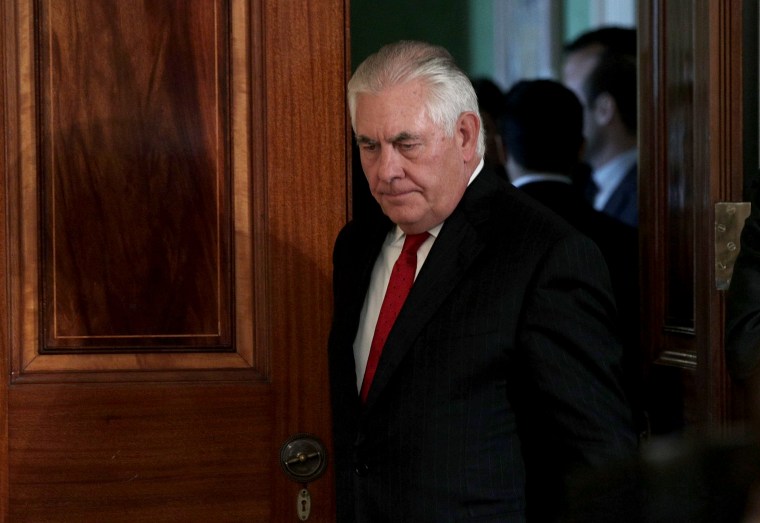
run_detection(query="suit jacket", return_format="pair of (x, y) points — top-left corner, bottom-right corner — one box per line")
(328, 167), (638, 522)
(518, 180), (644, 432)
(600, 163), (638, 228)
(726, 183), (760, 380)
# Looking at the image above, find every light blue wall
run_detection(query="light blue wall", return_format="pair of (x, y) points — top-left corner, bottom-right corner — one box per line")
(350, 1), (632, 81)
(468, 1), (495, 80)
(564, 0), (592, 43)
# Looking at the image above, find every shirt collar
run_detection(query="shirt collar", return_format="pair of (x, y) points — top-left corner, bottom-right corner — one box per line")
(467, 158), (485, 186)
(512, 173), (572, 188)
(391, 223), (444, 243)
(592, 149), (637, 209)
(592, 149), (637, 191)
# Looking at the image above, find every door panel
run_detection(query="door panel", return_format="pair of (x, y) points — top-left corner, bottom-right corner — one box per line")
(1, 0), (347, 520)
(15, 0), (247, 375)
(639, 0), (745, 430)
(40, 0), (233, 351)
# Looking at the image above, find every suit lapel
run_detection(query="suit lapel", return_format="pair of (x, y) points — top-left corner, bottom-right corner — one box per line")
(347, 220), (392, 318)
(362, 168), (499, 408)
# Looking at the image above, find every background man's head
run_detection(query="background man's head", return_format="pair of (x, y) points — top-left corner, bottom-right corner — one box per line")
(502, 79), (584, 181)
(562, 27), (637, 169)
(472, 77), (507, 177)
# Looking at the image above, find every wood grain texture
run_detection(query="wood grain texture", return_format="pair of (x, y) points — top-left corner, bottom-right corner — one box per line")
(8, 384), (273, 522)
(40, 1), (231, 348)
(1, 0), (347, 520)
(263, 0), (347, 518)
(8, 0), (260, 375)
(0, 0), (9, 517)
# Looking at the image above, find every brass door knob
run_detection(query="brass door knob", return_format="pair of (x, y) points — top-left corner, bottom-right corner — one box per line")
(279, 433), (327, 483)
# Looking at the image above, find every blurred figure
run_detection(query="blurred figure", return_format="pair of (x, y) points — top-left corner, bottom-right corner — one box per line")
(562, 434), (760, 522)
(727, 181), (760, 430)
(502, 78), (646, 439)
(472, 77), (508, 179)
(562, 27), (638, 227)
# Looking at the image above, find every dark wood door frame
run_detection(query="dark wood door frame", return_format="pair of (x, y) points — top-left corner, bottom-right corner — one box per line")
(639, 0), (747, 432)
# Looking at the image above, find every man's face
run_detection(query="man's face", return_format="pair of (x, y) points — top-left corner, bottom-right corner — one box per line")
(354, 79), (473, 234)
(562, 46), (603, 164)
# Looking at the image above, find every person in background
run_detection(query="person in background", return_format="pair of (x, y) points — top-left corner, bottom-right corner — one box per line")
(472, 77), (508, 180)
(502, 78), (645, 440)
(328, 40), (637, 522)
(727, 180), (760, 429)
(562, 27), (638, 227)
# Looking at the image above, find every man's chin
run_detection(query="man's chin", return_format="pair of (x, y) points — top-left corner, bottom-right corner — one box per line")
(381, 208), (421, 228)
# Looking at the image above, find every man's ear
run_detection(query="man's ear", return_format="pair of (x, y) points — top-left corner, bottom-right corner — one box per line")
(457, 112), (481, 162)
(590, 93), (616, 127)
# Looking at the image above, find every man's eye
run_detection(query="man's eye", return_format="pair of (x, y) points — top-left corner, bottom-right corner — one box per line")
(399, 143), (417, 151)
(361, 143), (377, 152)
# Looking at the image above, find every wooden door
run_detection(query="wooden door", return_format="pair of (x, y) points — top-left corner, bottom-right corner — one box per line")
(639, 0), (747, 432)
(0, 0), (348, 521)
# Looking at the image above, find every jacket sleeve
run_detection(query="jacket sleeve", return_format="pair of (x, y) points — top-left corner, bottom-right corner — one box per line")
(511, 231), (638, 518)
(726, 194), (760, 381)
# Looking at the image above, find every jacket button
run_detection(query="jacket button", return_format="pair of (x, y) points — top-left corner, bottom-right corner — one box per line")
(354, 463), (369, 476)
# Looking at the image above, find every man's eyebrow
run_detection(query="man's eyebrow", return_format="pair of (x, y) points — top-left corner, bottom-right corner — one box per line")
(355, 135), (376, 145)
(355, 132), (421, 145)
(390, 132), (420, 142)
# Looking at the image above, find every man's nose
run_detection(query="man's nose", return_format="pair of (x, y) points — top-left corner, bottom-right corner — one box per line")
(377, 147), (401, 182)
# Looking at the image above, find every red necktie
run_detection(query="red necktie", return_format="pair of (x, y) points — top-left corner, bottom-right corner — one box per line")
(360, 232), (429, 403)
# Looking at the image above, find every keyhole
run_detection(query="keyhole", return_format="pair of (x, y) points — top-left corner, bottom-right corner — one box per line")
(297, 488), (311, 520)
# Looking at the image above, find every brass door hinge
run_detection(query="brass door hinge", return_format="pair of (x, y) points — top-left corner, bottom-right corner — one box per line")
(715, 202), (751, 290)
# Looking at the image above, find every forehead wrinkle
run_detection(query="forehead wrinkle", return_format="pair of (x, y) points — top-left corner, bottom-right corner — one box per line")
(389, 131), (420, 143)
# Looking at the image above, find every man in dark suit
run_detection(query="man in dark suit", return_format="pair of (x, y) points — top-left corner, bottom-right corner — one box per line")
(329, 40), (638, 522)
(727, 180), (760, 427)
(501, 79), (645, 439)
(562, 27), (638, 227)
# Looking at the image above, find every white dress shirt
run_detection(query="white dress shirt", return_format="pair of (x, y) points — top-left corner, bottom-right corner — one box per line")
(591, 148), (637, 210)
